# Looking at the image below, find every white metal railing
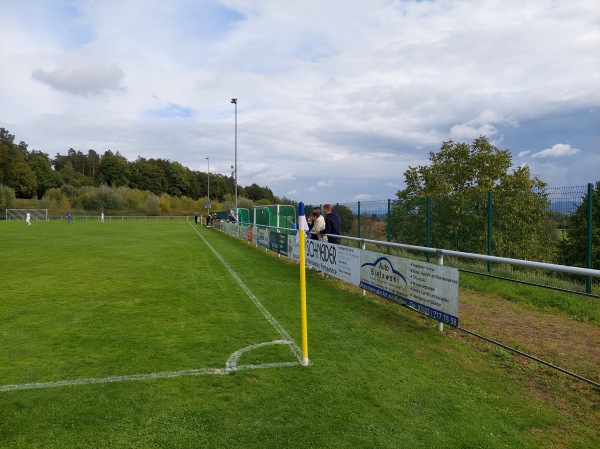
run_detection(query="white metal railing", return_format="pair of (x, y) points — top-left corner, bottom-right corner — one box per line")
(214, 221), (600, 279)
(339, 235), (600, 279)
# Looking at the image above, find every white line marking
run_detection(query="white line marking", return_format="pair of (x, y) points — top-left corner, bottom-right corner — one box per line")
(1, 368), (225, 392)
(226, 340), (293, 370)
(0, 225), (304, 393)
(1, 358), (303, 392)
(192, 224), (303, 362)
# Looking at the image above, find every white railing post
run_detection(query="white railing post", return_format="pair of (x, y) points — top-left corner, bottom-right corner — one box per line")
(437, 249), (444, 332)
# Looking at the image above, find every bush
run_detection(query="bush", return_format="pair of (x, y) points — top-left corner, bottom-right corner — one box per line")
(95, 185), (125, 210)
(139, 195), (161, 215)
(0, 184), (16, 210)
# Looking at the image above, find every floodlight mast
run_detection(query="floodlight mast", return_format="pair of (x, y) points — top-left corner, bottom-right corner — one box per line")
(231, 98), (238, 216)
(206, 157), (210, 209)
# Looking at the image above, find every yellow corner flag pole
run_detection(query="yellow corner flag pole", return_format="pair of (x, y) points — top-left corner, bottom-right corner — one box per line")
(298, 202), (309, 366)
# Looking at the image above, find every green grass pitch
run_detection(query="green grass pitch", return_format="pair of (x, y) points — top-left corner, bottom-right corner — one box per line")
(0, 220), (592, 447)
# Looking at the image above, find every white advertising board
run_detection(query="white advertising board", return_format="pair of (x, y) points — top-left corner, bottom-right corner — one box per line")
(267, 230), (459, 327)
(359, 250), (459, 327)
(291, 238), (361, 286)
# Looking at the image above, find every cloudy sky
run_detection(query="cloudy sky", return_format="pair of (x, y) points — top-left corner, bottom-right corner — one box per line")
(1, 0), (598, 204)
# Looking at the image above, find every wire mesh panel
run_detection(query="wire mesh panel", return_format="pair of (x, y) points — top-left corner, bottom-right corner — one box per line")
(253, 205), (296, 231)
(237, 208), (250, 224)
(335, 185), (598, 296)
(356, 200), (390, 241)
(254, 207), (271, 227)
(278, 205), (297, 231)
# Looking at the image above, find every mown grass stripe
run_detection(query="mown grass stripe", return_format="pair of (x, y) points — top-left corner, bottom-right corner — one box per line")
(191, 223), (303, 362)
(1, 223), (303, 393)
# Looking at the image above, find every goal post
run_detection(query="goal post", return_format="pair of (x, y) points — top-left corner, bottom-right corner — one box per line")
(5, 209), (49, 221)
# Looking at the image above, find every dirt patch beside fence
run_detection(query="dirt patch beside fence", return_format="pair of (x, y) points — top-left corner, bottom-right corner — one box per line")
(455, 289), (600, 384)
(444, 289), (599, 447)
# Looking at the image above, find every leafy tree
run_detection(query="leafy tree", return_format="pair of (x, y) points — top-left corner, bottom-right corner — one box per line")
(186, 168), (204, 200)
(11, 159), (38, 198)
(244, 183), (275, 202)
(68, 148), (87, 175)
(559, 182), (600, 269)
(334, 204), (354, 234)
(392, 136), (550, 259)
(166, 162), (190, 197)
(130, 157), (168, 195)
(57, 161), (93, 187)
(208, 173), (234, 202)
(97, 150), (131, 187)
(0, 184), (16, 210)
(245, 183), (263, 201)
(88, 149), (100, 180)
(0, 128), (13, 182)
(28, 151), (62, 197)
(0, 129), (38, 198)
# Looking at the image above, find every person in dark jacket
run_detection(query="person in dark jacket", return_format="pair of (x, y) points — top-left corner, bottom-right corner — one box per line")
(317, 203), (341, 244)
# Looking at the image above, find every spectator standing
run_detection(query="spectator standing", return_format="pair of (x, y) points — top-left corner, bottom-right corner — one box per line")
(318, 203), (341, 244)
(311, 209), (327, 241)
(307, 214), (314, 234)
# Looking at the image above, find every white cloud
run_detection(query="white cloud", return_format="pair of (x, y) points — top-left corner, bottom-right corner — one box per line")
(1, 0), (599, 204)
(32, 63), (125, 96)
(267, 172), (296, 185)
(532, 144), (581, 158)
(450, 110), (518, 141)
(317, 179), (333, 188)
(352, 193), (373, 201)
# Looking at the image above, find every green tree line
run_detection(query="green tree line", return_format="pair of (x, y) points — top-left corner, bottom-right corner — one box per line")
(0, 127), (279, 204)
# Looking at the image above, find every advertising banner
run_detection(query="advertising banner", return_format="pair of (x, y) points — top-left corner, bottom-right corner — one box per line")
(359, 250), (459, 327)
(292, 239), (361, 285)
(269, 232), (288, 255)
(228, 223), (459, 327)
(256, 227), (270, 249)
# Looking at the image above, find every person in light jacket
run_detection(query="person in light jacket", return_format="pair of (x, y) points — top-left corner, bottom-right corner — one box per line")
(311, 209), (327, 242)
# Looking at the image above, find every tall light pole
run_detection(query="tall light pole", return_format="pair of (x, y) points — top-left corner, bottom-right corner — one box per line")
(206, 157), (210, 211)
(230, 98), (238, 215)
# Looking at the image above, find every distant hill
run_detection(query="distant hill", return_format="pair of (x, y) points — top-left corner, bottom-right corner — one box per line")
(548, 200), (582, 215)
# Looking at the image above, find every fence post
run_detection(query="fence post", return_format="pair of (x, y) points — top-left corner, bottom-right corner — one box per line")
(487, 190), (492, 274)
(387, 199), (391, 255)
(437, 249), (444, 332)
(586, 182), (593, 293)
(426, 196), (431, 263)
(357, 201), (361, 247)
(362, 239), (367, 296)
